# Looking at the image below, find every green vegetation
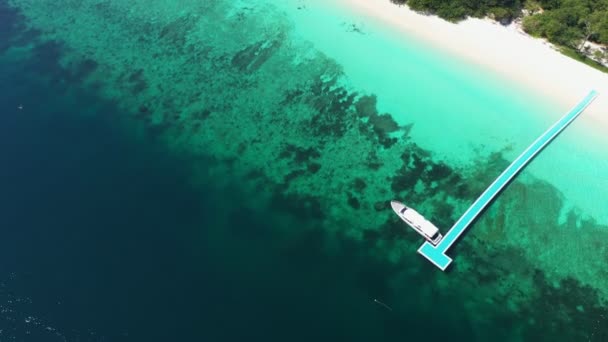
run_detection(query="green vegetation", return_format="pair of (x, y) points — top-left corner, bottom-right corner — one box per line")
(523, 0), (608, 48)
(390, 0), (608, 71)
(559, 45), (608, 73)
(390, 0), (522, 22)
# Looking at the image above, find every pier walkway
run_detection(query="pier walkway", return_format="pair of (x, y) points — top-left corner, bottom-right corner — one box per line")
(418, 90), (599, 271)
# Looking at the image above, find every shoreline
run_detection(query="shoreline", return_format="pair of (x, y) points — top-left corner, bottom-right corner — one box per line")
(291, 0), (608, 225)
(338, 0), (608, 138)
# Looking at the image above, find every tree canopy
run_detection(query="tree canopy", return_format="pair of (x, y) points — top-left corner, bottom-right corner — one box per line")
(523, 0), (608, 48)
(390, 0), (522, 22)
(390, 0), (608, 47)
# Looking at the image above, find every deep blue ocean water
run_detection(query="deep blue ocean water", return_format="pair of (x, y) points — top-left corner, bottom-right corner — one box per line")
(0, 7), (445, 340)
(0, 70), (443, 341)
(1, 42), (206, 340)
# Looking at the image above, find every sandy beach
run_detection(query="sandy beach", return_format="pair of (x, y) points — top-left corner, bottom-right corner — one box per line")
(340, 0), (608, 136)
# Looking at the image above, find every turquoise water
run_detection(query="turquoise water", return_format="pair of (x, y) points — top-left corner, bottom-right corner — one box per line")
(419, 90), (599, 271)
(283, 0), (608, 225)
(3, 0), (608, 340)
(278, 0), (608, 222)
(276, 0), (552, 153)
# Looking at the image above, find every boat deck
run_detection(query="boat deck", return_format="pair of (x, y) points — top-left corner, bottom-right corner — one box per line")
(418, 90), (599, 271)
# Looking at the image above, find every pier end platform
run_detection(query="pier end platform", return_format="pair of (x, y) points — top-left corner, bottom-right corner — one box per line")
(418, 243), (452, 271)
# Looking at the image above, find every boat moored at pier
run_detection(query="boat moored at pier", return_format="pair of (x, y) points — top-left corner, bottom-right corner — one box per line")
(391, 201), (443, 245)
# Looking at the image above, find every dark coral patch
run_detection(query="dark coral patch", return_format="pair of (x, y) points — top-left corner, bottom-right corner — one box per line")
(391, 150), (427, 193)
(280, 88), (304, 105)
(354, 95), (378, 118)
(192, 108), (211, 120)
(133, 104), (152, 121)
(237, 142), (247, 154)
(354, 95), (401, 148)
(231, 36), (283, 73)
(307, 78), (358, 139)
(519, 271), (608, 341)
(370, 113), (399, 134)
(424, 163), (453, 182)
(429, 200), (455, 229)
(127, 69), (148, 94)
(128, 69), (144, 83)
(367, 162), (382, 170)
(279, 144), (321, 164)
(346, 193), (360, 210)
(284, 169), (306, 183)
(391, 174), (417, 193)
(295, 147), (321, 163)
(307, 162), (321, 173)
(378, 136), (398, 149)
(157, 15), (199, 53)
(352, 178), (367, 193)
(366, 155), (383, 170)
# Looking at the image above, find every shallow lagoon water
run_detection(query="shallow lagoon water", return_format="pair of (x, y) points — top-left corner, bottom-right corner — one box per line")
(2, 0), (608, 340)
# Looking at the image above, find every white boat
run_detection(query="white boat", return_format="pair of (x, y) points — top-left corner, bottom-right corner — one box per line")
(391, 201), (443, 245)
